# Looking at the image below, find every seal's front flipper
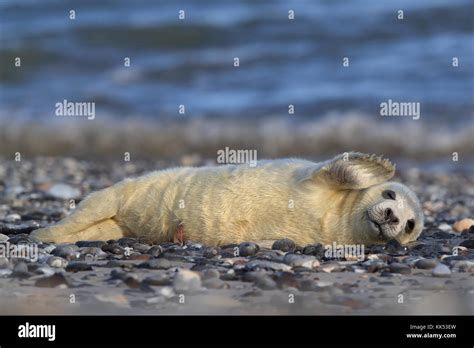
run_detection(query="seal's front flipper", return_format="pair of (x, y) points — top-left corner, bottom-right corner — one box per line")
(296, 152), (395, 189)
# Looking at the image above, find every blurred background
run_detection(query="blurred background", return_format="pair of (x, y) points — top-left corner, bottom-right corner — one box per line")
(0, 0), (473, 165)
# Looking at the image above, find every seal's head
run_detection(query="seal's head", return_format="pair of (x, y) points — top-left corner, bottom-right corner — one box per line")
(361, 182), (424, 244)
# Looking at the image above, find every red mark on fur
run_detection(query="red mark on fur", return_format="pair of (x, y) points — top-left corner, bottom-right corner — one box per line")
(173, 223), (185, 245)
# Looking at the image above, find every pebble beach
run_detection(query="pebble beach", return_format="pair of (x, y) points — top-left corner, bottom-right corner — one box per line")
(0, 157), (473, 315)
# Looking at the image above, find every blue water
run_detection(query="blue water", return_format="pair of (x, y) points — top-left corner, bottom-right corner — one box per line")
(0, 0), (473, 123)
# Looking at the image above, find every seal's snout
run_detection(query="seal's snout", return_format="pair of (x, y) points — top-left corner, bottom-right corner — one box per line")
(383, 208), (399, 225)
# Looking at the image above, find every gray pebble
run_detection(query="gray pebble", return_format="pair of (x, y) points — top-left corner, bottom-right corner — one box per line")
(245, 260), (292, 272)
(131, 243), (151, 253)
(201, 268), (220, 280)
(35, 273), (70, 288)
(146, 245), (163, 257)
(238, 242), (259, 257)
(203, 247), (220, 258)
(302, 244), (325, 258)
(254, 275), (277, 290)
(173, 269), (202, 292)
(272, 239), (296, 253)
(51, 245), (79, 261)
(143, 273), (172, 286)
(11, 262), (31, 278)
(319, 262), (342, 273)
(432, 263), (451, 277)
(66, 261), (93, 272)
(388, 263), (411, 275)
(47, 256), (68, 268)
(75, 240), (106, 248)
(47, 183), (81, 200)
(0, 257), (10, 269)
(283, 253), (319, 269)
(4, 214), (21, 223)
(202, 278), (228, 289)
(101, 244), (125, 255)
(415, 258), (438, 269)
(139, 258), (172, 270)
(460, 239), (474, 249)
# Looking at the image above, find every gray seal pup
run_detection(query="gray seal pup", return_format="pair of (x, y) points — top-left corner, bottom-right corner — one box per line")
(31, 152), (424, 246)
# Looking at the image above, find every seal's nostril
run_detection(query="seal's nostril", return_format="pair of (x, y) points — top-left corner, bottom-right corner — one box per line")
(384, 208), (393, 220)
(391, 217), (399, 225)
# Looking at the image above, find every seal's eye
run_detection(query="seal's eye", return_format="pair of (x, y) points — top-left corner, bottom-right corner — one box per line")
(382, 190), (396, 200)
(405, 219), (415, 233)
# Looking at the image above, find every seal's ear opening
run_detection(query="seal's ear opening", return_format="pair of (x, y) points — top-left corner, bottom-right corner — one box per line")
(296, 152), (396, 190)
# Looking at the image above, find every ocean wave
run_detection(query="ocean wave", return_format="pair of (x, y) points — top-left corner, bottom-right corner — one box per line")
(0, 112), (472, 163)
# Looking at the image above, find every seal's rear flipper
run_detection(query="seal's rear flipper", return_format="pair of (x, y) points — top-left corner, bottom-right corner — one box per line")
(30, 185), (122, 243)
(296, 152), (395, 190)
(31, 218), (129, 243)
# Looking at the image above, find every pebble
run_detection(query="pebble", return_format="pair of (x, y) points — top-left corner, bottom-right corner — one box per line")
(434, 231), (456, 240)
(66, 261), (93, 272)
(319, 262), (341, 273)
(202, 278), (228, 289)
(274, 272), (299, 288)
(388, 263), (411, 275)
(462, 226), (474, 237)
(0, 257), (10, 269)
(414, 258), (437, 270)
(139, 258), (172, 270)
(4, 214), (21, 223)
(238, 242), (259, 257)
(438, 223), (452, 232)
(432, 263), (451, 278)
(131, 243), (151, 253)
(80, 247), (108, 261)
(0, 233), (9, 242)
(11, 233), (40, 245)
(11, 262), (31, 278)
(245, 260), (292, 272)
(127, 253), (151, 261)
(146, 245), (163, 257)
(283, 254), (319, 269)
(102, 243), (125, 255)
(451, 260), (474, 272)
(1, 223), (40, 236)
(302, 244), (325, 258)
(202, 247), (220, 258)
(35, 273), (69, 288)
(173, 269), (202, 292)
(35, 266), (56, 277)
(297, 279), (324, 291)
(47, 256), (68, 268)
(117, 238), (138, 247)
(143, 273), (172, 286)
(47, 183), (81, 200)
(459, 239), (474, 249)
(76, 240), (106, 248)
(255, 250), (282, 262)
(201, 269), (220, 280)
(384, 239), (408, 256)
(272, 239), (296, 253)
(51, 245), (79, 260)
(253, 275), (277, 290)
(453, 218), (474, 232)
